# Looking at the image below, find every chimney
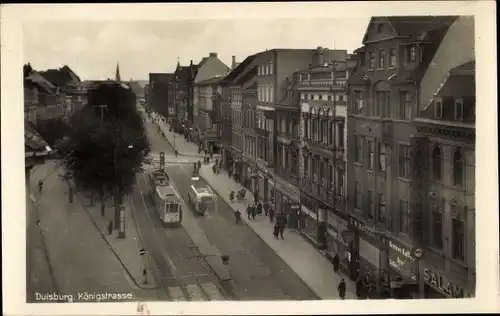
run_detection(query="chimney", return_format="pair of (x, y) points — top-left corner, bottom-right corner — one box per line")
(316, 46), (324, 66)
(190, 60), (193, 66)
(231, 55), (236, 69)
(209, 52), (218, 58)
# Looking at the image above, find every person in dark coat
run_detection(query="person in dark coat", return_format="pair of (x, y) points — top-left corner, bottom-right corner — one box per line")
(251, 205), (256, 220)
(256, 202), (262, 215)
(197, 160), (202, 170)
(278, 219), (285, 239)
(268, 207), (275, 223)
(246, 205), (252, 220)
(107, 220), (113, 235)
(234, 209), (242, 224)
(333, 254), (340, 273)
(263, 202), (269, 216)
(273, 222), (280, 239)
(355, 277), (364, 298)
(338, 279), (347, 300)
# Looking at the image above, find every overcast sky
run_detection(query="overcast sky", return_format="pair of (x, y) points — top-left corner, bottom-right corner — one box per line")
(23, 18), (370, 81)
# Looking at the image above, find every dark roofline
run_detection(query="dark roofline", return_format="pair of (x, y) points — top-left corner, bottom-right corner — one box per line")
(223, 54), (258, 82)
(195, 76), (225, 85)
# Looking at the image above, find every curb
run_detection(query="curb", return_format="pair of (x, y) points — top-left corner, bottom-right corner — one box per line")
(198, 169), (324, 300)
(69, 181), (154, 290)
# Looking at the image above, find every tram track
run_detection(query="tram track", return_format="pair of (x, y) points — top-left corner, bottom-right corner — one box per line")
(132, 173), (227, 301)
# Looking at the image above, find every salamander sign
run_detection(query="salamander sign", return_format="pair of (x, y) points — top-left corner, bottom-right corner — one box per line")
(423, 267), (473, 298)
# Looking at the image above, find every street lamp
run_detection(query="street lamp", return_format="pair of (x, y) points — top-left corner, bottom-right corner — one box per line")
(114, 139), (135, 239)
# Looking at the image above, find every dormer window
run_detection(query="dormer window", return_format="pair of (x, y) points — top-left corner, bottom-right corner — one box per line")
(377, 23), (384, 33)
(455, 98), (464, 121)
(435, 98), (443, 118)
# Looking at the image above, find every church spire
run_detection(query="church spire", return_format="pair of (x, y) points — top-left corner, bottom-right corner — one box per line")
(115, 62), (121, 82)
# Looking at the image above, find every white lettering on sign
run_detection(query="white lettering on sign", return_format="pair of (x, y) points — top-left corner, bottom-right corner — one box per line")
(350, 218), (381, 241)
(389, 240), (415, 262)
(423, 268), (471, 298)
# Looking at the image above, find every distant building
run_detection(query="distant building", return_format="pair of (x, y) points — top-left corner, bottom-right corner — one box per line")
(149, 73), (176, 119)
(174, 59), (199, 131)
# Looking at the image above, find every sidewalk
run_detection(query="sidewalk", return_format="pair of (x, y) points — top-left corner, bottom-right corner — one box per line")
(154, 118), (221, 160)
(29, 161), (160, 301)
(199, 164), (356, 300)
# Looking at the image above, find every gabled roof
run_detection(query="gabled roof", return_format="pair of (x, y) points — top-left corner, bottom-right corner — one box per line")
(25, 71), (56, 94)
(223, 54), (258, 83)
(362, 16), (458, 44)
(437, 61), (475, 98)
(39, 65), (81, 87)
(196, 75), (224, 86)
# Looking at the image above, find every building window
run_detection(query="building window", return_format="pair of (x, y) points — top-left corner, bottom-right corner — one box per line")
(269, 62), (273, 75)
(399, 144), (412, 178)
(399, 199), (411, 235)
(328, 95), (332, 101)
(270, 85), (274, 103)
(378, 50), (385, 69)
(435, 98), (443, 118)
(304, 117), (309, 139)
(368, 52), (375, 69)
(430, 198), (443, 249)
(375, 91), (388, 117)
(354, 135), (363, 164)
(338, 120), (345, 149)
(432, 146), (443, 181)
(367, 139), (374, 170)
(406, 46), (417, 63)
(354, 181), (362, 209)
(336, 167), (344, 197)
(303, 154), (309, 177)
(399, 91), (413, 120)
(353, 91), (364, 114)
(367, 190), (375, 219)
(455, 98), (464, 120)
(389, 48), (397, 68)
(378, 193), (386, 223)
(379, 143), (386, 172)
(453, 149), (464, 186)
(452, 214), (465, 260)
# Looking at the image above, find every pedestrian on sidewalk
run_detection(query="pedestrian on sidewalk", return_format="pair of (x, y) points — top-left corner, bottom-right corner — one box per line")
(107, 220), (113, 235)
(338, 279), (347, 300)
(269, 207), (275, 223)
(175, 150), (178, 158)
(356, 277), (364, 299)
(273, 222), (280, 239)
(38, 180), (44, 193)
(212, 164), (217, 174)
(251, 205), (256, 220)
(234, 209), (242, 224)
(246, 205), (252, 220)
(278, 219), (285, 240)
(263, 202), (269, 216)
(256, 202), (263, 215)
(197, 160), (202, 170)
(253, 192), (258, 205)
(333, 253), (340, 273)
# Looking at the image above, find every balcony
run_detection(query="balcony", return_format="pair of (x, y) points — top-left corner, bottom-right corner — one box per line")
(299, 78), (347, 89)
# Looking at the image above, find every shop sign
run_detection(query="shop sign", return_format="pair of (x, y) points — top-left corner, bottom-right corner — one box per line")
(388, 239), (417, 281)
(423, 267), (472, 298)
(348, 217), (383, 243)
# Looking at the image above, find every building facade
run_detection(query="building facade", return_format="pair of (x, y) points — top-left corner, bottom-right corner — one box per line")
(148, 73), (176, 119)
(296, 57), (355, 270)
(346, 16), (463, 297)
(174, 60), (199, 134)
(253, 48), (348, 217)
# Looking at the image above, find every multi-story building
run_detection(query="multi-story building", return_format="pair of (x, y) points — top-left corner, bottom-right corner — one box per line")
(192, 52), (230, 149)
(295, 56), (356, 269)
(253, 48), (347, 216)
(193, 76), (224, 153)
(148, 73), (176, 119)
(346, 16), (471, 298)
(174, 60), (199, 133)
(24, 71), (66, 121)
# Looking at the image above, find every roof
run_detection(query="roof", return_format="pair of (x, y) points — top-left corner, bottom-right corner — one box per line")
(149, 73), (175, 84)
(437, 63), (475, 97)
(157, 186), (178, 200)
(196, 75), (224, 86)
(449, 60), (475, 75)
(362, 16), (458, 44)
(25, 71), (56, 94)
(223, 54), (258, 83)
(39, 65), (81, 87)
(25, 120), (51, 153)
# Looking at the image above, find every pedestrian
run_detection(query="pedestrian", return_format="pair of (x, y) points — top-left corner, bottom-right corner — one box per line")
(246, 205), (252, 220)
(278, 219), (285, 239)
(273, 222), (280, 239)
(175, 150), (178, 158)
(355, 277), (364, 299)
(235, 209), (242, 224)
(338, 279), (347, 300)
(212, 164), (217, 174)
(37, 180), (44, 193)
(269, 207), (275, 223)
(256, 202), (262, 215)
(198, 160), (202, 170)
(263, 202), (269, 216)
(333, 253), (340, 273)
(251, 205), (256, 220)
(107, 220), (113, 235)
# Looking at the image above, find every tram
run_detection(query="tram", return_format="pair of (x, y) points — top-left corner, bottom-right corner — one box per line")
(187, 184), (217, 215)
(148, 169), (182, 226)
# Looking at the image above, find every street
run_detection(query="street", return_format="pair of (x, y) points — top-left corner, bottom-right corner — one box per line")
(138, 116), (318, 300)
